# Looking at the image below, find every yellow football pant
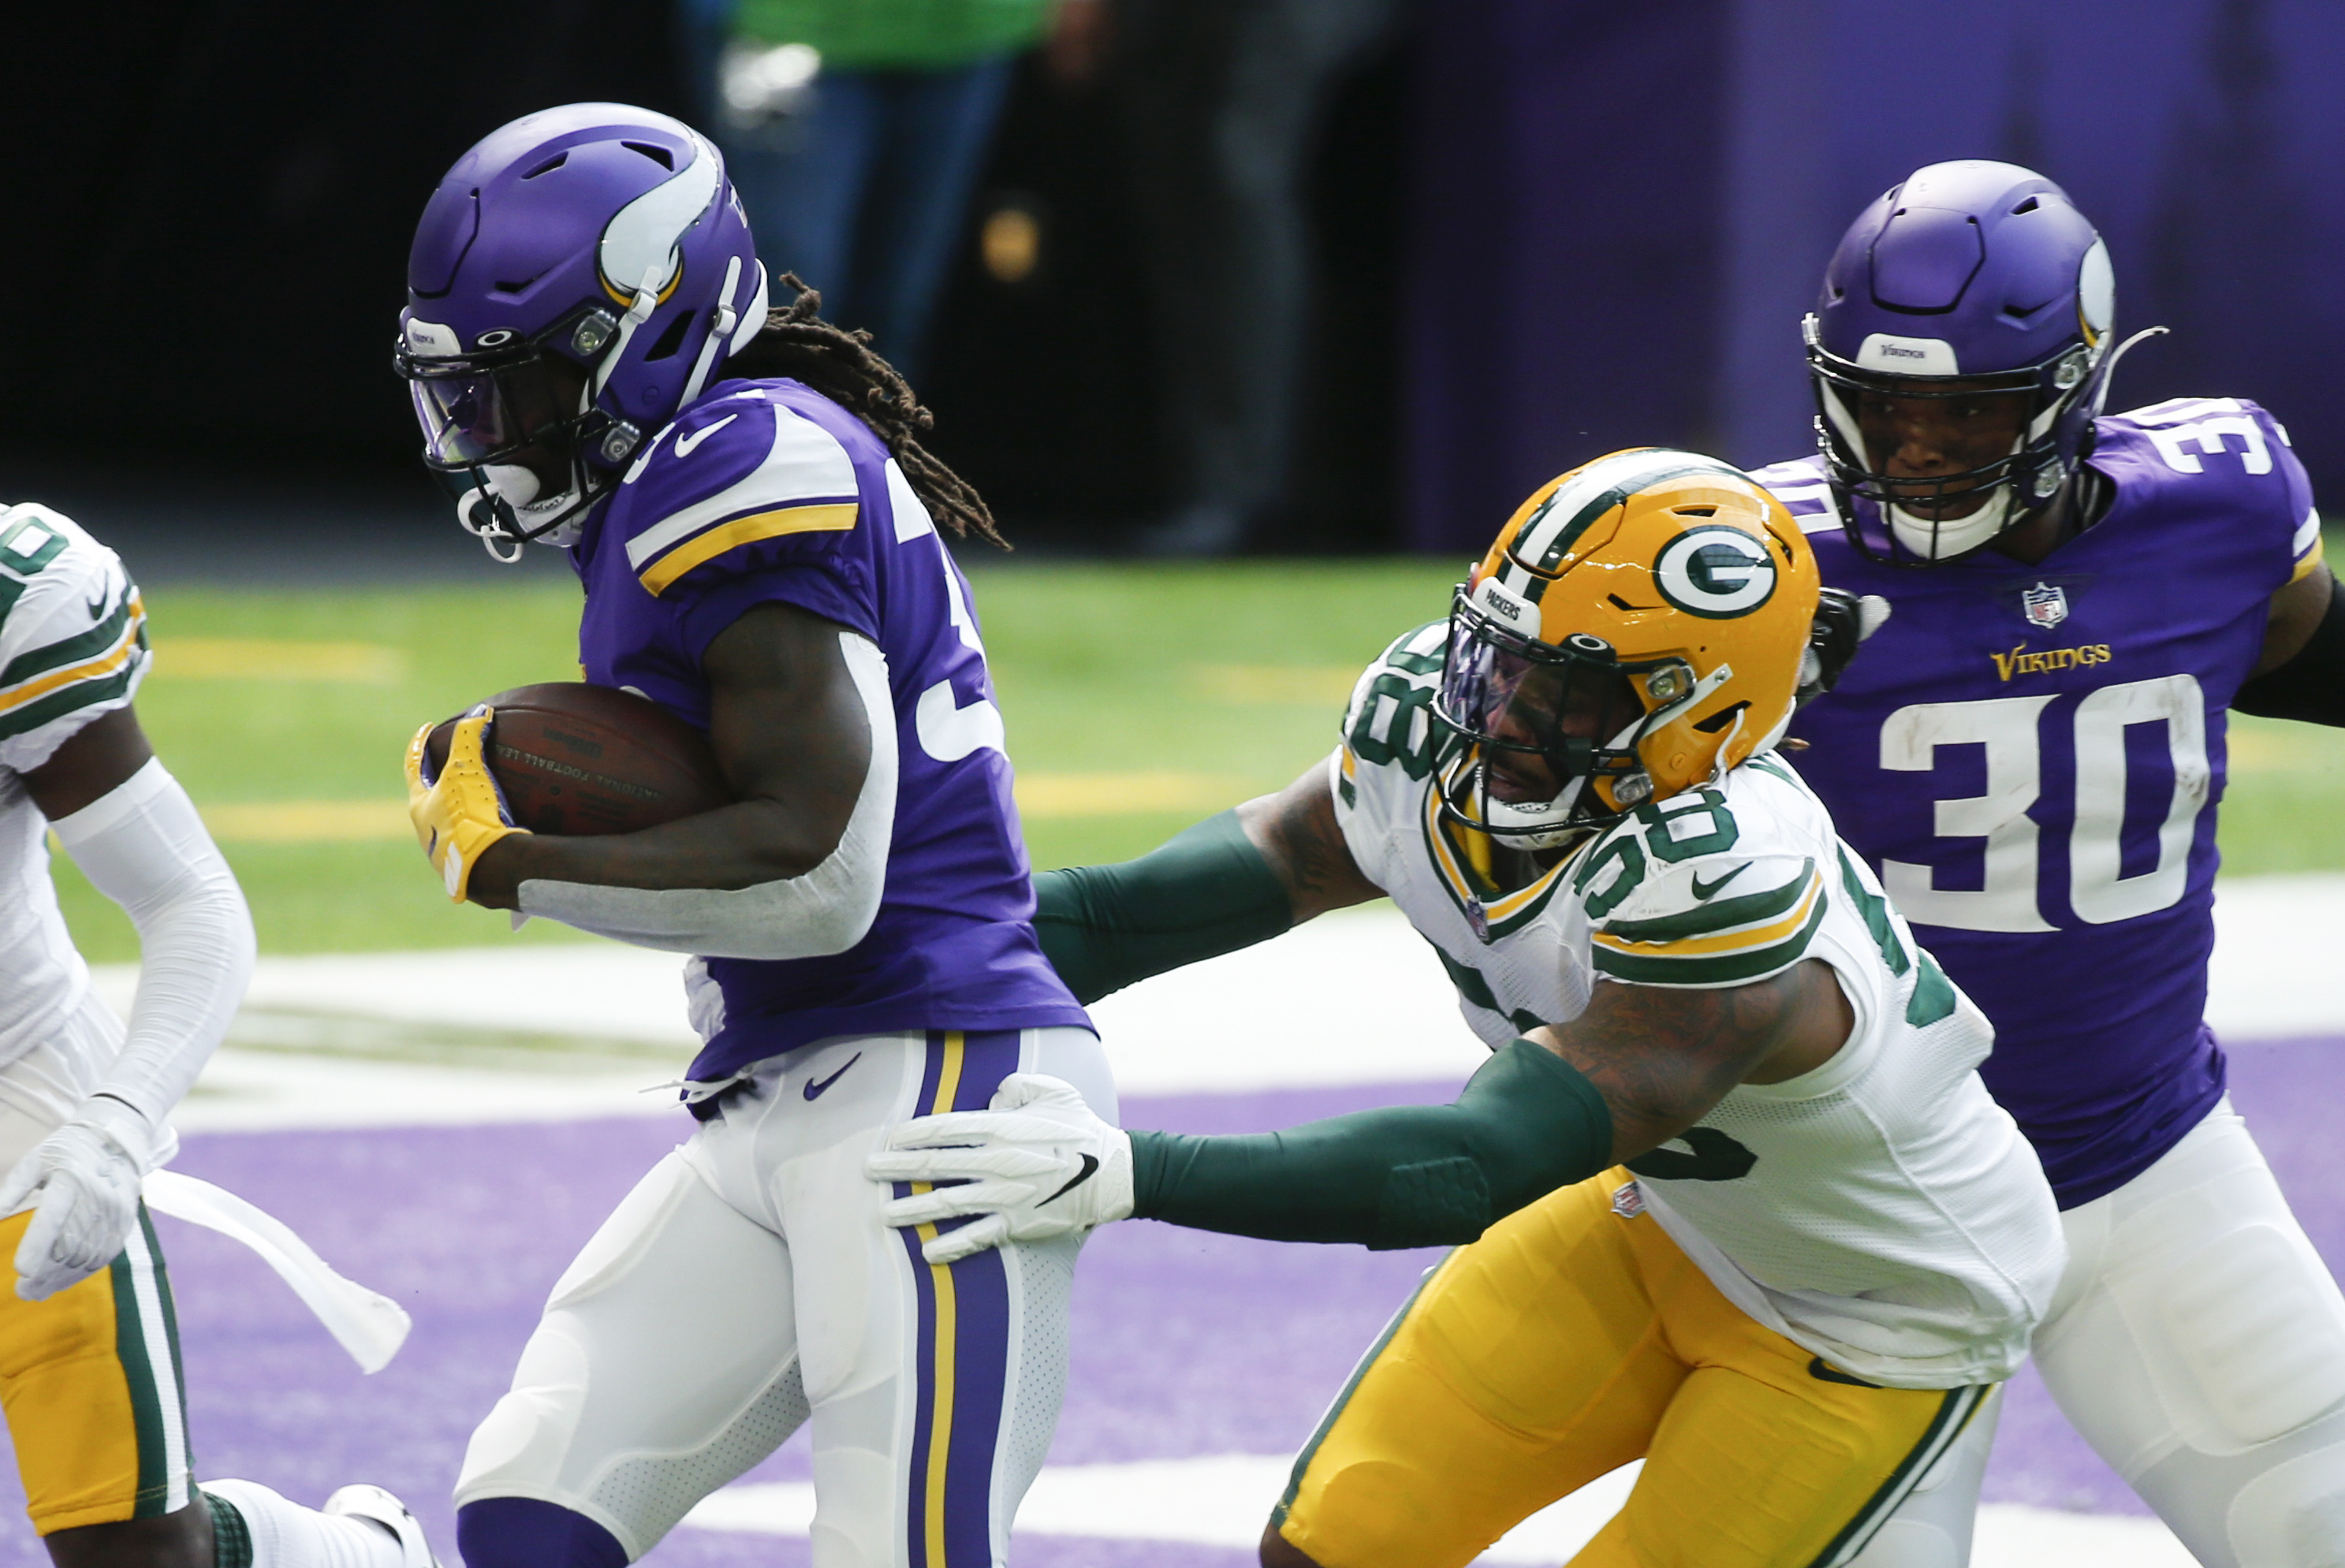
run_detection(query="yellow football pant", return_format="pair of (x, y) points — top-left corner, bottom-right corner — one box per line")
(0, 1207), (191, 1533)
(1274, 1173), (1992, 1568)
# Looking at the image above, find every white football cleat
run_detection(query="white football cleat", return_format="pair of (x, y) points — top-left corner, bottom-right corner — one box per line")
(324, 1484), (440, 1568)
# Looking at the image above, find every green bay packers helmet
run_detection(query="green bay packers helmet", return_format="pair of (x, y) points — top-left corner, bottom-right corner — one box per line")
(1433, 447), (1823, 847)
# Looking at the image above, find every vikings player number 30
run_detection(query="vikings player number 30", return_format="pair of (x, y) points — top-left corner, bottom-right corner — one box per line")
(394, 106), (1098, 1568)
(1767, 160), (2345, 1566)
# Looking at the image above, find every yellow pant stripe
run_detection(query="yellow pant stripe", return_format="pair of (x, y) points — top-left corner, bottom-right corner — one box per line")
(917, 1032), (965, 1568)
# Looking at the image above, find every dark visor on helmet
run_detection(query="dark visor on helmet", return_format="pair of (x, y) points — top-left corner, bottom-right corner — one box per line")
(403, 357), (590, 473)
(1433, 590), (1660, 826)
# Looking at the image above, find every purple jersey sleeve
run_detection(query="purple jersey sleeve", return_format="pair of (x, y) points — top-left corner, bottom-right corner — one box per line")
(567, 377), (1088, 1077)
(603, 380), (882, 660)
(1759, 397), (2313, 1208)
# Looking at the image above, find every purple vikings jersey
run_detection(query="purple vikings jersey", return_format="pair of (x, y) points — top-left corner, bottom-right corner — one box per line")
(572, 376), (1088, 1082)
(1759, 397), (2322, 1207)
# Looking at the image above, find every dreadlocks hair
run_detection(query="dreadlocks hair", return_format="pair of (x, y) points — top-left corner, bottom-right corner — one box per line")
(719, 274), (1005, 549)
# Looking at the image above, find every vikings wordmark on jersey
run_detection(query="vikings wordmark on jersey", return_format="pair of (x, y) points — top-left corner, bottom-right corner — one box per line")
(1761, 396), (2321, 1208)
(571, 376), (1088, 1082)
(1332, 623), (2062, 1389)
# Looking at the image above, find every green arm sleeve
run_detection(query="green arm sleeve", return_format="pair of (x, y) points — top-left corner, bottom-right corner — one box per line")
(1032, 809), (1293, 1004)
(1128, 1039), (1615, 1250)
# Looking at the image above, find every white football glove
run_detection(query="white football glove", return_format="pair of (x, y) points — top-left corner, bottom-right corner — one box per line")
(0, 1095), (156, 1301)
(867, 1075), (1133, 1264)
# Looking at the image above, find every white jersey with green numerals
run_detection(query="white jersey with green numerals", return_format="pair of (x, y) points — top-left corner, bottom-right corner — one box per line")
(0, 503), (151, 1070)
(1329, 622), (2063, 1388)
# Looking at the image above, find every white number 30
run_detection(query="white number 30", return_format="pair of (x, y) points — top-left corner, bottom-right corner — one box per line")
(1878, 675), (2209, 932)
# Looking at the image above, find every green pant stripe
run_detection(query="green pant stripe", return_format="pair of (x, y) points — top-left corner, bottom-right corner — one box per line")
(143, 1209), (191, 1471)
(107, 1205), (185, 1518)
(1272, 1259), (1446, 1526)
(1804, 1383), (1987, 1568)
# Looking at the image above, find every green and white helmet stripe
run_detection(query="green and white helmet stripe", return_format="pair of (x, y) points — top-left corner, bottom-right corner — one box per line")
(1494, 449), (1753, 601)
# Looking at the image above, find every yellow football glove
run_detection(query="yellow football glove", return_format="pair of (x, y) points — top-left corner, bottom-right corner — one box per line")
(405, 706), (528, 903)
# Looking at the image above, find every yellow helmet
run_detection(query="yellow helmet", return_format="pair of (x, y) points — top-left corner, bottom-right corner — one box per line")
(1433, 447), (1822, 847)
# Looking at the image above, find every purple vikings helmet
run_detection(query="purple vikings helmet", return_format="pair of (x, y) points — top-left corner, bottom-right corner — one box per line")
(1805, 160), (2157, 564)
(395, 104), (769, 559)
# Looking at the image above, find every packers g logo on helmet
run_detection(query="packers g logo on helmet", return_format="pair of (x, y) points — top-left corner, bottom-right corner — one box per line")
(1433, 448), (1821, 849)
(1653, 527), (1777, 618)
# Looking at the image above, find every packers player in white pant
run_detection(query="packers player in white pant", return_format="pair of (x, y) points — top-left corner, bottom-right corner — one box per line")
(0, 502), (434, 1568)
(869, 451), (2067, 1566)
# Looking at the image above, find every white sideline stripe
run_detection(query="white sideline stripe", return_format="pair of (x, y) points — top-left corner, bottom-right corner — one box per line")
(678, 1454), (2192, 1566)
(88, 873), (2345, 1133)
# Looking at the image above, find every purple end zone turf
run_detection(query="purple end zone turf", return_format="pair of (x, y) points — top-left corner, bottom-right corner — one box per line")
(0, 1048), (2333, 1564)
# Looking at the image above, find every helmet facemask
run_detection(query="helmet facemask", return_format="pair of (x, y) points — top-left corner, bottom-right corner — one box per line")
(1433, 589), (1680, 851)
(1804, 318), (2102, 565)
(399, 313), (642, 561)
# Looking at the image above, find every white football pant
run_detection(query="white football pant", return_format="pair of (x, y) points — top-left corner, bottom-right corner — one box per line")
(455, 1026), (1113, 1568)
(2035, 1098), (2345, 1565)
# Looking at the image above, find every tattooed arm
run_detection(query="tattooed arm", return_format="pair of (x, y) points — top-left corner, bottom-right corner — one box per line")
(1234, 762), (1385, 922)
(1030, 759), (1379, 1003)
(1525, 961), (1853, 1162)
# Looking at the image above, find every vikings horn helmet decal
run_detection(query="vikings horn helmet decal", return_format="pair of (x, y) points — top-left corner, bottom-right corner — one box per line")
(395, 104), (769, 559)
(1433, 449), (1822, 848)
(1805, 159), (2163, 565)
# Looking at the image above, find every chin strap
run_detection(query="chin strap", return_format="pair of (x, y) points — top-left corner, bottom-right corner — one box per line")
(591, 263), (669, 404)
(455, 489), (526, 564)
(678, 255), (746, 410)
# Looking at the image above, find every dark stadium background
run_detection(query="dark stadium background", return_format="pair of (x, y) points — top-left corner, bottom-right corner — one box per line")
(8, 0), (2343, 561)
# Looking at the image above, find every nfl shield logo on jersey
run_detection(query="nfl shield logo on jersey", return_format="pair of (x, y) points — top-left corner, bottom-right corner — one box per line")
(2021, 582), (2069, 629)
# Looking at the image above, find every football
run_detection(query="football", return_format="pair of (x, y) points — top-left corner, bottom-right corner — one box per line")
(424, 683), (732, 836)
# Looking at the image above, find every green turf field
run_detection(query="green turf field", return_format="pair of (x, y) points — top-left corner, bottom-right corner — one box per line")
(50, 559), (2345, 960)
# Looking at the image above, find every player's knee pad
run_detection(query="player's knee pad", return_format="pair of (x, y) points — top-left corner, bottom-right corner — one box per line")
(2225, 1440), (2345, 1567)
(457, 1498), (628, 1568)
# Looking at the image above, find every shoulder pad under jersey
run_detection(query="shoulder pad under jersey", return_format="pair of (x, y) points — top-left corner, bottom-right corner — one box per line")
(605, 380), (882, 599)
(0, 503), (148, 773)
(1746, 455), (1841, 536)
(1337, 619), (1448, 791)
(1572, 769), (1828, 989)
(2101, 397), (2318, 576)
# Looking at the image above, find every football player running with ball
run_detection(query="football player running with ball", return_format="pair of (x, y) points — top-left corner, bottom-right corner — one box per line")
(868, 452), (2066, 1567)
(0, 508), (434, 1568)
(393, 107), (1098, 1568)
(1748, 160), (2345, 1565)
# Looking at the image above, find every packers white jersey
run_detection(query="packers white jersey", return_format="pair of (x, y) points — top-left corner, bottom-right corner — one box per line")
(1331, 623), (2063, 1387)
(0, 504), (150, 1071)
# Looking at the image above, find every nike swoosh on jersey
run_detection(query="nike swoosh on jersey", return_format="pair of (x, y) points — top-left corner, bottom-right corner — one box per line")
(1040, 1153), (1100, 1206)
(802, 1051), (861, 1101)
(84, 590), (109, 620)
(1689, 862), (1751, 900)
(673, 413), (739, 459)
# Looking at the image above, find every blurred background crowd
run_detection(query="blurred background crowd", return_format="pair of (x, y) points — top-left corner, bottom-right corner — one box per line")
(7, 0), (2345, 561)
